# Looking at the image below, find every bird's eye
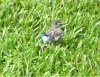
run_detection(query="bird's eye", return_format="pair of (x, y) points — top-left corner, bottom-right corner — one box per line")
(55, 22), (57, 25)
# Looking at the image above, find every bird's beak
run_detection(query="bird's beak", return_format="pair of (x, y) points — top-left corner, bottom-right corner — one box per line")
(59, 22), (66, 25)
(59, 22), (66, 28)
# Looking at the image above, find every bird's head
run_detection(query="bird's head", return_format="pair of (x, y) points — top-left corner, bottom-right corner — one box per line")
(52, 19), (61, 27)
(52, 19), (66, 28)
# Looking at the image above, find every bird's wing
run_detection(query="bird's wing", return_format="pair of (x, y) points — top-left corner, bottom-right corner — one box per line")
(46, 27), (56, 36)
(46, 27), (63, 37)
(56, 28), (63, 36)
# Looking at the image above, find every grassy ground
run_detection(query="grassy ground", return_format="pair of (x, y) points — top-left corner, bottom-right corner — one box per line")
(0, 0), (100, 76)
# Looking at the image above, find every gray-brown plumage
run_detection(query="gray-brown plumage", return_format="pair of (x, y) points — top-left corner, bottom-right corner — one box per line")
(46, 19), (63, 41)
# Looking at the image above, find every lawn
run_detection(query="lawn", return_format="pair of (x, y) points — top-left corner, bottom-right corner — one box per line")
(0, 0), (100, 76)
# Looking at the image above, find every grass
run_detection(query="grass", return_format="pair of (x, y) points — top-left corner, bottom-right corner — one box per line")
(0, 0), (100, 76)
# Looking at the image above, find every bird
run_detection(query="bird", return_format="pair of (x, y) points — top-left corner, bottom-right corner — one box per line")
(38, 19), (64, 43)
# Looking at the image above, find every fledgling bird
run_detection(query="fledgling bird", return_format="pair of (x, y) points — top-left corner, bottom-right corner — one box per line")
(39, 19), (64, 42)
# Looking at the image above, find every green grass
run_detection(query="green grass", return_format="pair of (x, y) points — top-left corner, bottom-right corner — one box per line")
(0, 0), (100, 76)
